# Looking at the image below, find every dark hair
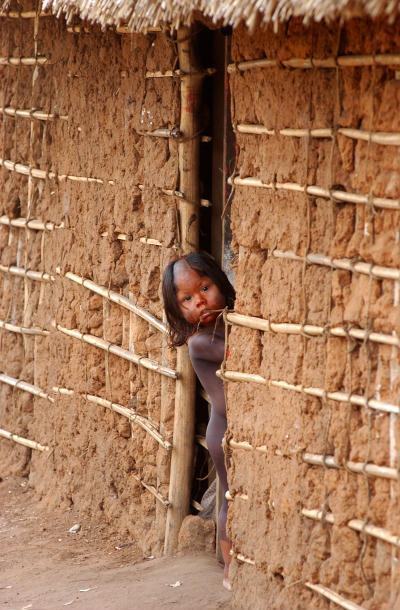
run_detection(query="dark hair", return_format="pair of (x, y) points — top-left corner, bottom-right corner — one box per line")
(162, 252), (235, 347)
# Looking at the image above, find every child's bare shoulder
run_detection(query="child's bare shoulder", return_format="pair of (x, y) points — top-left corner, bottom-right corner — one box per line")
(188, 331), (224, 361)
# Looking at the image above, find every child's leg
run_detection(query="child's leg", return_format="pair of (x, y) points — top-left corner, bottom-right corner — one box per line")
(206, 408), (232, 586)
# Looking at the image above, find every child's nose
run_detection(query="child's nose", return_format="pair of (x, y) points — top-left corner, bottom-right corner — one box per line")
(195, 293), (206, 307)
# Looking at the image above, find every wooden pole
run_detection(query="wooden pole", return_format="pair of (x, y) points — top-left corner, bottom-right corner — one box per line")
(164, 25), (200, 555)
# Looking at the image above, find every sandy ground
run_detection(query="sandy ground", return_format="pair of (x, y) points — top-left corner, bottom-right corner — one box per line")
(0, 477), (232, 610)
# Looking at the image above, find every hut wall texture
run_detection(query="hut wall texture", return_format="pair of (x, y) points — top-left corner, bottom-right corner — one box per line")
(227, 18), (400, 610)
(0, 12), (179, 555)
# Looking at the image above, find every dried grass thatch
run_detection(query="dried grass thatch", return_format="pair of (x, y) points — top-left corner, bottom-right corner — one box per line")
(2, 0), (398, 32)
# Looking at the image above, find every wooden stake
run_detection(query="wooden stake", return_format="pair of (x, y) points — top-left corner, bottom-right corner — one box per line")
(305, 582), (366, 610)
(164, 25), (200, 556)
(0, 427), (49, 451)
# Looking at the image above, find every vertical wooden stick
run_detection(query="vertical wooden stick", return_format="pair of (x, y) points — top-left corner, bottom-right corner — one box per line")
(164, 26), (200, 555)
(390, 230), (400, 594)
(103, 299), (111, 395)
(157, 310), (172, 549)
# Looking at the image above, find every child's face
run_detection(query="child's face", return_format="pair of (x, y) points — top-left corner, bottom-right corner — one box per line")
(174, 262), (226, 327)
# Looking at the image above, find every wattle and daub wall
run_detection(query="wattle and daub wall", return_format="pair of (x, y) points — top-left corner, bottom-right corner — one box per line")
(0, 6), (399, 610)
(226, 18), (400, 610)
(0, 8), (180, 554)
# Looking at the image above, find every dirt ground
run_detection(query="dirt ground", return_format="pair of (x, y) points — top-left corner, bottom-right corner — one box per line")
(0, 476), (231, 610)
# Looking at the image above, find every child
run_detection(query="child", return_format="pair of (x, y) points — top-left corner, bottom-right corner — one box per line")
(162, 251), (235, 591)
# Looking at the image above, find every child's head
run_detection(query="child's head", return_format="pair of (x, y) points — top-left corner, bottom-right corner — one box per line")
(162, 252), (235, 347)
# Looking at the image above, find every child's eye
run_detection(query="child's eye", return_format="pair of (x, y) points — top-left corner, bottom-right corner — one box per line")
(183, 296), (192, 302)
(202, 285), (209, 292)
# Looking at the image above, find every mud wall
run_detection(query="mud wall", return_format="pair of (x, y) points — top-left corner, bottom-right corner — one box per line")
(0, 6), (179, 555)
(227, 18), (400, 610)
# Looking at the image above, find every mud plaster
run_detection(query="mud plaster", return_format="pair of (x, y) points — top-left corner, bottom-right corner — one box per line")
(227, 18), (400, 610)
(0, 7), (180, 556)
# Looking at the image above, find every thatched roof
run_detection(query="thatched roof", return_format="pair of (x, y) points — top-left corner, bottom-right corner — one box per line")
(7, 0), (400, 31)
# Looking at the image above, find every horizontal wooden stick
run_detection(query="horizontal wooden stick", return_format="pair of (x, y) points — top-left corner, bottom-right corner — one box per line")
(140, 237), (163, 246)
(271, 249), (400, 281)
(53, 385), (171, 449)
(217, 370), (400, 414)
(0, 107), (68, 121)
(85, 393), (171, 450)
(230, 549), (256, 565)
(0, 56), (48, 66)
(0, 319), (49, 336)
(137, 184), (210, 206)
(67, 25), (91, 33)
(52, 386), (74, 396)
(0, 158), (115, 185)
(0, 427), (49, 452)
(340, 127), (400, 146)
(0, 372), (54, 402)
(59, 269), (166, 334)
(270, 379), (400, 414)
(195, 434), (208, 450)
(56, 324), (177, 379)
(137, 184), (182, 197)
(67, 24), (162, 33)
(132, 474), (169, 507)
(200, 389), (211, 404)
(305, 582), (366, 610)
(0, 263), (54, 282)
(191, 499), (203, 512)
(0, 214), (64, 231)
(229, 176), (400, 211)
(227, 438), (267, 454)
(226, 490), (249, 501)
(303, 508), (400, 548)
(0, 11), (51, 18)
(226, 312), (399, 347)
(228, 54), (400, 73)
(116, 25), (162, 34)
(146, 68), (216, 78)
(236, 124), (400, 146)
(303, 453), (398, 480)
(141, 127), (210, 143)
(217, 369), (267, 385)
